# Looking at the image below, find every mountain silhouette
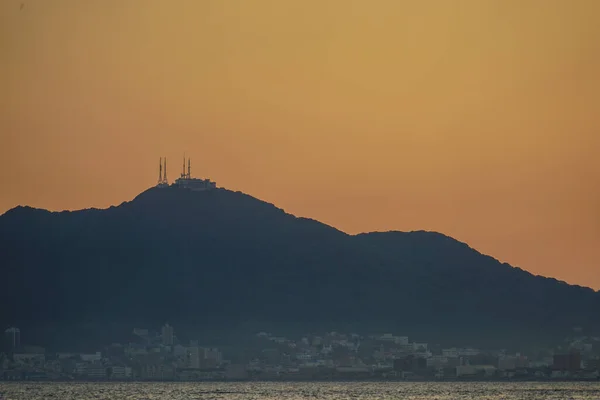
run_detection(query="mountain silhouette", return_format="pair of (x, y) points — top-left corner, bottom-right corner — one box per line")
(1, 186), (598, 349)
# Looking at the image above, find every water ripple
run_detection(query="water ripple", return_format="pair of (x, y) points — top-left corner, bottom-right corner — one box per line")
(1, 381), (599, 400)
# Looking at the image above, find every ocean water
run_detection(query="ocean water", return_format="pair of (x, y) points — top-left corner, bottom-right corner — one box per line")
(1, 381), (599, 400)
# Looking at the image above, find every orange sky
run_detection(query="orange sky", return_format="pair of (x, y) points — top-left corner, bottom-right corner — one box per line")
(1, 0), (599, 289)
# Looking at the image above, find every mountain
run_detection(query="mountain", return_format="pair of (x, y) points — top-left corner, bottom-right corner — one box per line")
(1, 186), (598, 349)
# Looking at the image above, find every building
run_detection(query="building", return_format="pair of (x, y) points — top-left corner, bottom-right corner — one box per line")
(81, 352), (102, 362)
(186, 346), (222, 369)
(109, 366), (132, 379)
(173, 157), (216, 191)
(442, 348), (459, 358)
(378, 334), (409, 345)
(161, 323), (174, 346)
(426, 356), (449, 368)
(13, 352), (45, 365)
(85, 364), (108, 379)
(188, 346), (202, 369)
(140, 364), (175, 380)
(393, 355), (427, 373)
(553, 352), (582, 371)
(412, 342), (428, 352)
(4, 327), (20, 350)
(204, 347), (222, 366)
(125, 344), (148, 357)
(173, 344), (187, 357)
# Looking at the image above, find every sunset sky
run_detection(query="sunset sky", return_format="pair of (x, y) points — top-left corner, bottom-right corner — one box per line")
(1, 0), (599, 289)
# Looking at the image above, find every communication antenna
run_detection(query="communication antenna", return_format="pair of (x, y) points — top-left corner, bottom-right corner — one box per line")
(158, 157), (163, 185)
(163, 157), (168, 184)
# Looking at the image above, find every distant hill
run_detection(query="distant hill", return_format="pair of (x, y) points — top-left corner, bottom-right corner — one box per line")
(1, 186), (598, 349)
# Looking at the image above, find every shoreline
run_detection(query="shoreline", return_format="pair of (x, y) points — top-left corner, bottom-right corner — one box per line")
(2, 378), (599, 383)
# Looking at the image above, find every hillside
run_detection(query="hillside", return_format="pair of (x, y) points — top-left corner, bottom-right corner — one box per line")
(0, 186), (598, 349)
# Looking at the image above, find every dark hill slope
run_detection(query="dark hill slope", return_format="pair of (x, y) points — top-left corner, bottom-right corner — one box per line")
(355, 231), (599, 339)
(0, 187), (598, 347)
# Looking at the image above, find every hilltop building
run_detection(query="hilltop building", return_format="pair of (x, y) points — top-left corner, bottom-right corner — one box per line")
(175, 157), (217, 191)
(156, 156), (216, 191)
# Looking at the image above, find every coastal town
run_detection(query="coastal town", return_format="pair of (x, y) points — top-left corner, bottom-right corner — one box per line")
(2, 325), (599, 382)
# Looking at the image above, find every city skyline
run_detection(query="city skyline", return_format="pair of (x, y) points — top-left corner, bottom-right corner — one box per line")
(1, 0), (599, 290)
(2, 321), (598, 382)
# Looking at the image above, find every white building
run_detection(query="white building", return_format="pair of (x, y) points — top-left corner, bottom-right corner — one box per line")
(413, 342), (428, 352)
(378, 334), (409, 345)
(442, 348), (459, 358)
(443, 347), (480, 358)
(80, 352), (102, 362)
(395, 336), (409, 345)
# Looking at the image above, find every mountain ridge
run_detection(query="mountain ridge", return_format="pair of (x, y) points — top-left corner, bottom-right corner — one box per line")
(3, 190), (589, 291)
(0, 188), (593, 291)
(1, 186), (598, 349)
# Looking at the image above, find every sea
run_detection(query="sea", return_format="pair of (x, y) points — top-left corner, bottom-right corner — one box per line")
(1, 381), (599, 400)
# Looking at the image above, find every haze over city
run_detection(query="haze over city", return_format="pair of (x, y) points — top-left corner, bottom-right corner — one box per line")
(1, 0), (599, 290)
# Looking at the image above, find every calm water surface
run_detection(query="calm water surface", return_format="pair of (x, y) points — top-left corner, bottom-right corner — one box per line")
(1, 381), (599, 399)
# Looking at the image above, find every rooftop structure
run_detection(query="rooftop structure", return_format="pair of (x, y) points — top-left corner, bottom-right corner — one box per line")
(173, 156), (217, 191)
(155, 155), (216, 190)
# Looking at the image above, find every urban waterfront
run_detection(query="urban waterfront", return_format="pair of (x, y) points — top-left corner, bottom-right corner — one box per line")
(1, 381), (600, 399)
(3, 327), (599, 382)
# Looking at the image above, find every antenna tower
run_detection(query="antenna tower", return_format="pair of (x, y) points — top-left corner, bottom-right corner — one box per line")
(163, 157), (168, 184)
(158, 157), (163, 185)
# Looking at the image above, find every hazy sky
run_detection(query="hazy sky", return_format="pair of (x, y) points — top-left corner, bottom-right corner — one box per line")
(1, 0), (599, 289)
